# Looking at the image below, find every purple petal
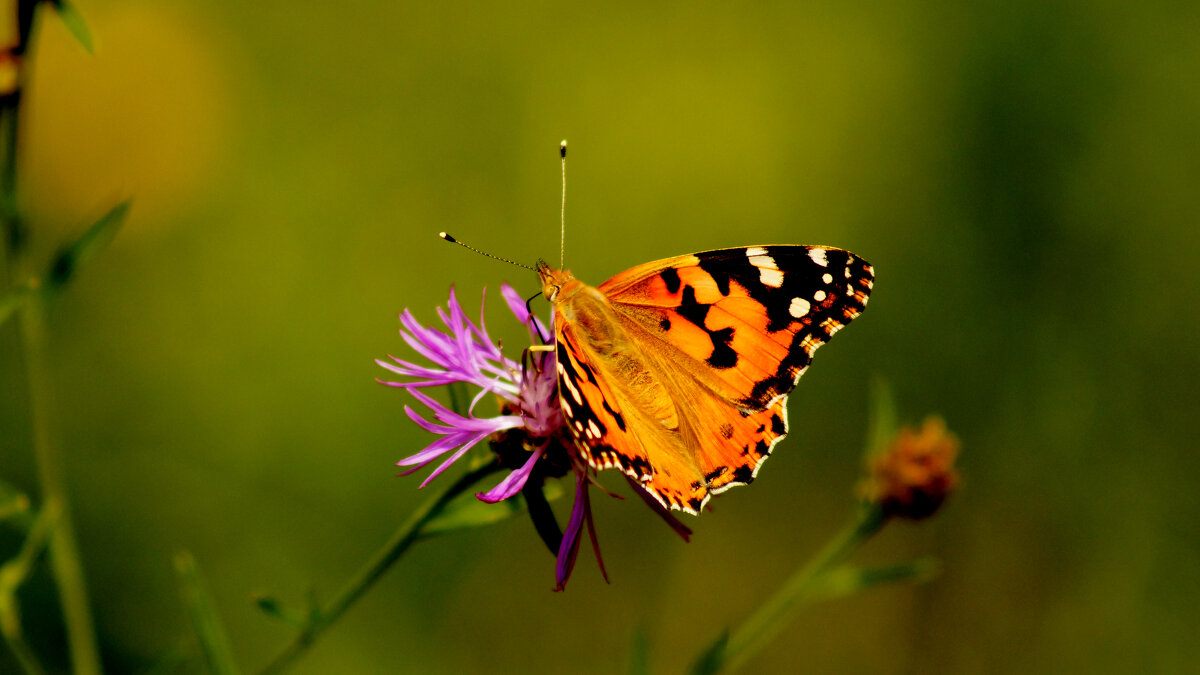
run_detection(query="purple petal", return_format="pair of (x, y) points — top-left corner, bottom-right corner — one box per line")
(377, 356), (451, 381)
(402, 405), (447, 435)
(470, 287), (502, 360)
(502, 282), (531, 323)
(396, 434), (461, 467)
(399, 308), (452, 356)
(585, 486), (609, 584)
(419, 437), (484, 487)
(555, 471), (589, 591)
(476, 446), (544, 503)
(502, 282), (550, 344)
(399, 326), (450, 368)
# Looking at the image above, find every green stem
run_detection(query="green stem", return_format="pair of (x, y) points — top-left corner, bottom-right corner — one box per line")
(720, 504), (886, 673)
(0, 7), (103, 672)
(256, 459), (504, 675)
(19, 299), (103, 675)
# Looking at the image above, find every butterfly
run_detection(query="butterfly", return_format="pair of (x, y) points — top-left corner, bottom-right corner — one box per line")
(538, 245), (874, 514)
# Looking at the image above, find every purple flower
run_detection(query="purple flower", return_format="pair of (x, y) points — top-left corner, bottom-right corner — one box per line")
(379, 284), (598, 588)
(378, 285), (561, 489)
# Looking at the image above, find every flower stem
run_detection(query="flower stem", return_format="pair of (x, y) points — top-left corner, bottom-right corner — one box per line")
(256, 458), (504, 675)
(18, 300), (104, 675)
(0, 8), (103, 673)
(719, 504), (886, 673)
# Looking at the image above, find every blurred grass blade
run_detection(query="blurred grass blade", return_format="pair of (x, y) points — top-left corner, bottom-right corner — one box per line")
(0, 502), (57, 591)
(628, 625), (649, 675)
(47, 200), (129, 290)
(51, 0), (95, 54)
(423, 481), (563, 536)
(174, 551), (241, 675)
(0, 503), (57, 675)
(811, 558), (941, 601)
(686, 631), (728, 675)
(0, 279), (37, 327)
(865, 377), (899, 458)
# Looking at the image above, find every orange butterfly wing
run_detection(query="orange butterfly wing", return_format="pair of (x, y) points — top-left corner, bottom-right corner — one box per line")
(598, 246), (874, 411)
(545, 245), (873, 514)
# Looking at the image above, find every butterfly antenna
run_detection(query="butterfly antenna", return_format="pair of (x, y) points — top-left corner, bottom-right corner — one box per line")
(438, 232), (536, 271)
(559, 139), (567, 269)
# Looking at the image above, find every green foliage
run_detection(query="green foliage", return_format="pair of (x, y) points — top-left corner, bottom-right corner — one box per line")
(628, 626), (650, 675)
(687, 631), (729, 675)
(50, 0), (94, 54)
(809, 558), (941, 602)
(174, 551), (241, 675)
(423, 480), (563, 536)
(46, 201), (129, 291)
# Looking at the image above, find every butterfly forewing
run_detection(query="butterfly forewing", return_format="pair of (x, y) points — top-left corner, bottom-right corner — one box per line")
(598, 246), (874, 410)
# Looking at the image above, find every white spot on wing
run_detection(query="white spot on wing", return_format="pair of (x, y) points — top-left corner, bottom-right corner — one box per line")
(759, 267), (784, 288)
(748, 254), (778, 270)
(822, 273), (833, 284)
(745, 246), (768, 258)
(814, 289), (827, 302)
(562, 375), (583, 405)
(809, 248), (829, 267)
(789, 297), (810, 318)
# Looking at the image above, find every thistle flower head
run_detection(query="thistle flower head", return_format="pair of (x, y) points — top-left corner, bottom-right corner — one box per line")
(859, 416), (960, 520)
(380, 284), (629, 589)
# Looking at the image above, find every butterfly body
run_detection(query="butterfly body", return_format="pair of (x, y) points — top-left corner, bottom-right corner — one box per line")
(539, 245), (874, 514)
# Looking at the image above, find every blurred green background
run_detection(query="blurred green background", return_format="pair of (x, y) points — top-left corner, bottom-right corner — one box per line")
(2, 0), (1198, 672)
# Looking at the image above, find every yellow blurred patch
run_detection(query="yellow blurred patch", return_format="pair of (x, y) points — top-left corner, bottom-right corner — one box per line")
(23, 3), (237, 237)
(0, 52), (17, 95)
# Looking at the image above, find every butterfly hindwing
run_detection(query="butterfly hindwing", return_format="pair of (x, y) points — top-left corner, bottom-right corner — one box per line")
(555, 324), (703, 511)
(555, 315), (791, 513)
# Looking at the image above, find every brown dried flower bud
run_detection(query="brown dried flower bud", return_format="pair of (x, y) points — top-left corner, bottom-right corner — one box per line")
(859, 416), (960, 519)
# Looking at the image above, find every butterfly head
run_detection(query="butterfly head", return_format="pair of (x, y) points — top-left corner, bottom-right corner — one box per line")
(536, 259), (574, 303)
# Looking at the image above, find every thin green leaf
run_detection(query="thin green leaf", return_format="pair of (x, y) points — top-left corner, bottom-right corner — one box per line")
(0, 503), (58, 675)
(423, 481), (563, 536)
(47, 200), (129, 290)
(687, 631), (728, 675)
(628, 625), (650, 675)
(51, 0), (95, 54)
(0, 503), (56, 594)
(865, 376), (899, 459)
(810, 558), (941, 601)
(174, 551), (241, 675)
